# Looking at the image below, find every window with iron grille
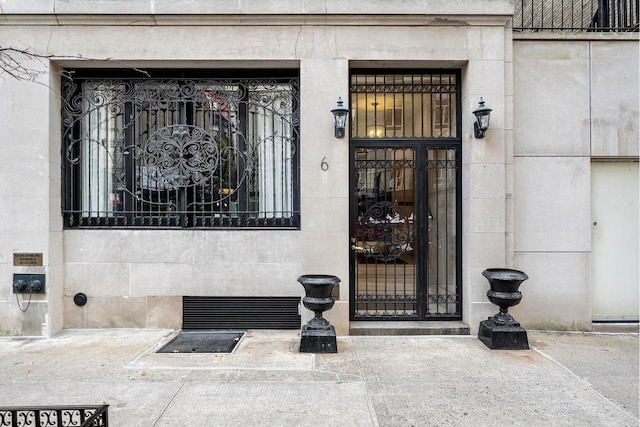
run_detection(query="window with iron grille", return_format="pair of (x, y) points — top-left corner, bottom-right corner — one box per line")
(350, 73), (458, 139)
(61, 70), (300, 228)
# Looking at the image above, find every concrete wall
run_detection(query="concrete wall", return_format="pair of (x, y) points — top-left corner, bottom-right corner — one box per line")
(0, 0), (514, 336)
(0, 55), (60, 336)
(3, 0), (636, 336)
(512, 36), (639, 330)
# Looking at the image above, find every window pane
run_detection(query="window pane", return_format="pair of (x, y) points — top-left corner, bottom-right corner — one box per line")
(426, 149), (458, 315)
(247, 83), (295, 219)
(80, 82), (123, 218)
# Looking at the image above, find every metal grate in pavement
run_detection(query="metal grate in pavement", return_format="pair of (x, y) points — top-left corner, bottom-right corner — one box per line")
(157, 331), (244, 354)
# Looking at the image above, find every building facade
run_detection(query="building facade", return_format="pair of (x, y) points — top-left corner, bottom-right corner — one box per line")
(0, 0), (637, 337)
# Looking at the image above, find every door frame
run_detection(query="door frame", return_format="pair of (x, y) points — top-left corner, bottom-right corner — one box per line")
(347, 68), (463, 321)
(348, 141), (463, 321)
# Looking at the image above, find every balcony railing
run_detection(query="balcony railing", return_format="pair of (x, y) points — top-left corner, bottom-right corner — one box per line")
(0, 405), (109, 427)
(514, 0), (639, 31)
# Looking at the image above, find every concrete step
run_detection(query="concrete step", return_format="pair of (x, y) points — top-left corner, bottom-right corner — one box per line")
(592, 322), (639, 334)
(349, 321), (470, 336)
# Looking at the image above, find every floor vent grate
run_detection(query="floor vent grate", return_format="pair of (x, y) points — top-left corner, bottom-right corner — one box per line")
(157, 330), (244, 354)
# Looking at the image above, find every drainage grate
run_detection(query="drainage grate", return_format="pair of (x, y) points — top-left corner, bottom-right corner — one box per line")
(157, 331), (244, 354)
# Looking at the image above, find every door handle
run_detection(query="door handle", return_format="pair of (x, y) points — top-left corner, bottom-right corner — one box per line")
(351, 245), (365, 251)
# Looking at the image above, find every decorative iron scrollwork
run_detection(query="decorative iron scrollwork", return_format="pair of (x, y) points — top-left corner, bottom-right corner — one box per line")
(0, 406), (109, 427)
(144, 125), (220, 189)
(354, 159), (415, 170)
(61, 74), (300, 227)
(356, 201), (413, 261)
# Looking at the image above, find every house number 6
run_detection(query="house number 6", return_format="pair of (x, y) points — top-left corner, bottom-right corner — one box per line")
(321, 157), (329, 171)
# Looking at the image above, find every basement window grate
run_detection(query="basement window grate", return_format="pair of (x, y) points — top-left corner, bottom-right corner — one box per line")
(183, 296), (301, 330)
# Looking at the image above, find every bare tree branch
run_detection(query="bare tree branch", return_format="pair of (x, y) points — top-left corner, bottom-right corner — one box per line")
(0, 46), (151, 81)
(0, 47), (51, 81)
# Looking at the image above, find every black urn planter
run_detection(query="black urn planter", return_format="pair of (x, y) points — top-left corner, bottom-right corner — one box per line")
(298, 274), (340, 353)
(478, 268), (530, 350)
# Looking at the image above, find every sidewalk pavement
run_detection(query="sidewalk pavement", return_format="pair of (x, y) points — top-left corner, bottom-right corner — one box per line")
(0, 329), (637, 426)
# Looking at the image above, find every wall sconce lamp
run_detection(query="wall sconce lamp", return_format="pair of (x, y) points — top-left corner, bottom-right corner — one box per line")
(331, 97), (350, 138)
(472, 97), (492, 138)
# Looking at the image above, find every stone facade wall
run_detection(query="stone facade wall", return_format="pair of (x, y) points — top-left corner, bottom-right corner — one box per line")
(0, 0), (636, 336)
(512, 36), (639, 330)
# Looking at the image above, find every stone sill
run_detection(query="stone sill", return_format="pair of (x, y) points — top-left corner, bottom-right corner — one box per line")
(591, 322), (639, 334)
(350, 320), (470, 336)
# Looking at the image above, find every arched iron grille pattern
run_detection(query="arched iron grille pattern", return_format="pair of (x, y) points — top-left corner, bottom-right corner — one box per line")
(62, 73), (300, 228)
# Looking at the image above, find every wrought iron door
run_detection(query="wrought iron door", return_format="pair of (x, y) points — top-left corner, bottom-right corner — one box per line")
(349, 71), (461, 320)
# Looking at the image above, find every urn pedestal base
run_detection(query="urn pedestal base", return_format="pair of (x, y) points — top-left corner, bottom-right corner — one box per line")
(478, 268), (530, 350)
(299, 325), (337, 353)
(478, 318), (529, 350)
(298, 274), (340, 354)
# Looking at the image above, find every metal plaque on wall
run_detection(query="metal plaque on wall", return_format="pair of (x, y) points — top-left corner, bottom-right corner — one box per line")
(13, 253), (43, 267)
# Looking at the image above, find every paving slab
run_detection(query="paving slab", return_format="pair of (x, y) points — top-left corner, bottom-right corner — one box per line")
(0, 329), (636, 427)
(0, 329), (175, 382)
(0, 381), (181, 427)
(353, 334), (637, 426)
(155, 382), (376, 427)
(529, 331), (639, 419)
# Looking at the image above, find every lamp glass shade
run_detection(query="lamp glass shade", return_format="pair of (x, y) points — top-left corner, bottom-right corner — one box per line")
(472, 97), (492, 131)
(477, 112), (490, 131)
(331, 97), (350, 138)
(472, 97), (492, 138)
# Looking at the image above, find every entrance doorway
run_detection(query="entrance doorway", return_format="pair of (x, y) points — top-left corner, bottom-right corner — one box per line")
(348, 71), (462, 321)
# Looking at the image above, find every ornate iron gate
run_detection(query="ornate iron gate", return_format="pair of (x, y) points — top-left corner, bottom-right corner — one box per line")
(350, 146), (461, 320)
(349, 71), (462, 320)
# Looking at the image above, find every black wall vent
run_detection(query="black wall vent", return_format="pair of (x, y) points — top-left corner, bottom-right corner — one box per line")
(183, 296), (301, 330)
